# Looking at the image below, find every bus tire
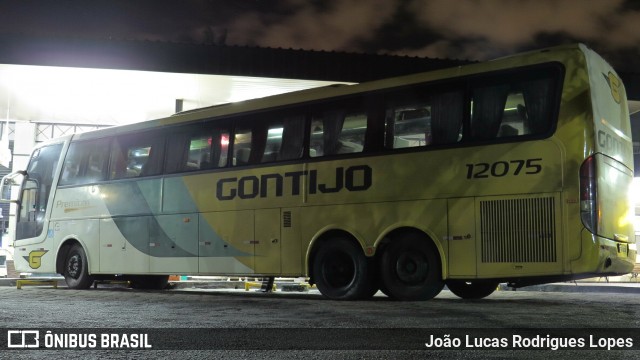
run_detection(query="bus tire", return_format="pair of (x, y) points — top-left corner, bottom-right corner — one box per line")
(379, 233), (444, 301)
(63, 244), (94, 289)
(446, 280), (499, 299)
(312, 237), (374, 300)
(130, 275), (169, 290)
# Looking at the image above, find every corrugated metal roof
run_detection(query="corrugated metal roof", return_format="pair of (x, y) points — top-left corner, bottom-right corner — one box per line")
(0, 33), (470, 82)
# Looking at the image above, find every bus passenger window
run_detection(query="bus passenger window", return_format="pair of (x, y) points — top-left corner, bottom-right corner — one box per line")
(498, 92), (527, 138)
(263, 115), (304, 163)
(85, 146), (109, 182)
(233, 128), (252, 166)
(385, 91), (463, 149)
(110, 134), (164, 179)
(187, 130), (230, 170)
(262, 126), (283, 163)
(310, 111), (366, 157)
(184, 135), (210, 170)
(470, 77), (554, 141)
(470, 84), (510, 140)
(166, 128), (230, 173)
(279, 116), (305, 161)
(125, 146), (152, 177)
(386, 106), (432, 148)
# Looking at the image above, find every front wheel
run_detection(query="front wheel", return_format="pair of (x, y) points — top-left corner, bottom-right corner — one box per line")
(379, 233), (444, 301)
(63, 244), (94, 289)
(312, 238), (375, 300)
(446, 280), (499, 299)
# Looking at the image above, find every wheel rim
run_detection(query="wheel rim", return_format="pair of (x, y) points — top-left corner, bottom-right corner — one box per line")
(67, 254), (81, 279)
(395, 251), (428, 284)
(322, 251), (355, 288)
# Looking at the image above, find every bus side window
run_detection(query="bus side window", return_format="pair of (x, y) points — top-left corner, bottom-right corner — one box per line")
(60, 143), (84, 186)
(278, 115), (305, 161)
(60, 138), (110, 186)
(232, 127), (253, 166)
(471, 77), (554, 141)
(385, 91), (463, 149)
(498, 92), (527, 138)
(386, 105), (432, 148)
(310, 110), (366, 157)
(85, 142), (109, 183)
(165, 125), (230, 173)
(263, 124), (283, 163)
(264, 115), (304, 163)
(231, 114), (305, 166)
(110, 134), (164, 179)
(470, 84), (510, 140)
(210, 129), (230, 168)
(184, 129), (230, 171)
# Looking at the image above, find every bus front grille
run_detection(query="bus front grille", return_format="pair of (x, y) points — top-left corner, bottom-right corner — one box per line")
(480, 197), (556, 263)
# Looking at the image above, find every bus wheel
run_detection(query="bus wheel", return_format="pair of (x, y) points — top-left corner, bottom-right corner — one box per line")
(446, 280), (499, 299)
(313, 238), (374, 300)
(130, 275), (169, 290)
(379, 233), (444, 301)
(64, 244), (94, 289)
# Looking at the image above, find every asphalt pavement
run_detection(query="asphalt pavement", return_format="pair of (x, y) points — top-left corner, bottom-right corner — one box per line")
(1, 276), (640, 294)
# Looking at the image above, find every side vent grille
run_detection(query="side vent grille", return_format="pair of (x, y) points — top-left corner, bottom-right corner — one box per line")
(480, 197), (556, 263)
(282, 211), (292, 228)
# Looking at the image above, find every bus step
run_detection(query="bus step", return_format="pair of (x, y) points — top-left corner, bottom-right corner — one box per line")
(244, 277), (276, 292)
(16, 279), (58, 289)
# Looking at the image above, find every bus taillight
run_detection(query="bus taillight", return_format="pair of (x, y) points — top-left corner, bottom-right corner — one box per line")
(580, 155), (598, 234)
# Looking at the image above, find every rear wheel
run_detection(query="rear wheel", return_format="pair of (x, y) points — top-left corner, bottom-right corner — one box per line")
(63, 244), (94, 289)
(446, 280), (499, 299)
(312, 237), (375, 300)
(379, 233), (444, 301)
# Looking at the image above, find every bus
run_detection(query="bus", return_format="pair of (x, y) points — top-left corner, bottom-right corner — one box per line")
(1, 43), (635, 300)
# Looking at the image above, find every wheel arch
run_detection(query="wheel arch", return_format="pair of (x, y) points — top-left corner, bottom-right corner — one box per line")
(55, 237), (86, 275)
(375, 226), (447, 280)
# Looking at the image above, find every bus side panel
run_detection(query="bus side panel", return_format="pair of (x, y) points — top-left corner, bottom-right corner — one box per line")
(447, 198), (476, 277)
(198, 210), (255, 274)
(254, 208), (282, 275)
(99, 217), (149, 274)
(281, 207), (303, 276)
(150, 214), (199, 274)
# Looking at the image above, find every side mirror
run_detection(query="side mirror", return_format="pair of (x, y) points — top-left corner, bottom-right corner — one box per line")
(0, 170), (27, 203)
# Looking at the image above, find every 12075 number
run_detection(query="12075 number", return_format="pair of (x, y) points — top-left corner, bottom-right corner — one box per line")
(465, 158), (542, 179)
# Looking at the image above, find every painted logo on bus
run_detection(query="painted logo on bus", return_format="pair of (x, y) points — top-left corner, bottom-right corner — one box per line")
(216, 165), (373, 201)
(603, 72), (621, 104)
(24, 250), (49, 269)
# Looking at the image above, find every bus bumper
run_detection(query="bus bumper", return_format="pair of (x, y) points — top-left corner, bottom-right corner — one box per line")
(578, 230), (636, 275)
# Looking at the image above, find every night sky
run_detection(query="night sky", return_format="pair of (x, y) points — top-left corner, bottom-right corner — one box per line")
(0, 0), (638, 71)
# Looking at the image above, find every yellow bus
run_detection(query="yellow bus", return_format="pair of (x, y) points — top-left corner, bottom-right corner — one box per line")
(2, 43), (635, 300)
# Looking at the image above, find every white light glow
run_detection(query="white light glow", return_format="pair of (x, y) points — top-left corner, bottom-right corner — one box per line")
(0, 64), (348, 126)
